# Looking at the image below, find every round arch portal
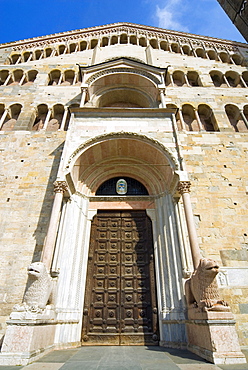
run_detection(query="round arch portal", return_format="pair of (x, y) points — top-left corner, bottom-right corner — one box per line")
(87, 71), (160, 108)
(66, 132), (179, 196)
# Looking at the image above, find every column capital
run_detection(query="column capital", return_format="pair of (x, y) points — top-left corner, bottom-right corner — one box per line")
(177, 181), (191, 194)
(81, 83), (88, 91)
(158, 87), (166, 95)
(53, 180), (68, 194)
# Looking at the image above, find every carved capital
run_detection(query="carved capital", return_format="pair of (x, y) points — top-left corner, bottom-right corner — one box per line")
(53, 181), (68, 194)
(177, 181), (191, 194)
(81, 87), (88, 93)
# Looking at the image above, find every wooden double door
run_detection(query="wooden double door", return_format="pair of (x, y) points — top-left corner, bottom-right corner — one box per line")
(82, 211), (159, 345)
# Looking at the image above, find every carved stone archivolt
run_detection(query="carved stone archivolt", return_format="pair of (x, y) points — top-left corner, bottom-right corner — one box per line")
(177, 181), (191, 194)
(67, 131), (179, 170)
(86, 67), (161, 85)
(53, 180), (68, 194)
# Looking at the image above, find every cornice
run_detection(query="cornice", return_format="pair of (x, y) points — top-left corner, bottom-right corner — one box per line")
(1, 22), (247, 51)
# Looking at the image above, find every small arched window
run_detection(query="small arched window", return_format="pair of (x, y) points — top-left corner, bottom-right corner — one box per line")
(23, 70), (38, 85)
(242, 72), (248, 87)
(0, 70), (9, 85)
(225, 71), (241, 87)
(149, 39), (158, 49)
(1, 104), (22, 131)
(69, 43), (77, 53)
(101, 37), (109, 47)
(45, 48), (53, 57)
(198, 104), (216, 131)
(182, 45), (191, 56)
(210, 71), (224, 87)
(231, 54), (242, 65)
(225, 104), (247, 132)
(172, 71), (185, 86)
(10, 54), (21, 64)
(187, 71), (201, 86)
(32, 104), (48, 131)
(35, 50), (43, 60)
(219, 52), (230, 64)
(139, 37), (147, 47)
(96, 177), (149, 196)
(90, 39), (98, 49)
(80, 41), (87, 51)
(58, 45), (66, 55)
(171, 43), (180, 53)
(196, 48), (205, 58)
(130, 36), (137, 45)
(61, 70), (75, 86)
(48, 70), (61, 85)
(23, 51), (32, 62)
(111, 36), (118, 45)
(120, 34), (128, 44)
(207, 50), (217, 60)
(182, 104), (198, 131)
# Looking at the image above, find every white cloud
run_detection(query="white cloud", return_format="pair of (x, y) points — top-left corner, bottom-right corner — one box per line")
(155, 0), (189, 32)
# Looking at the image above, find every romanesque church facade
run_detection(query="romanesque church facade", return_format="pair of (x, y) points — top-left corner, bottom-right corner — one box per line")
(0, 22), (248, 364)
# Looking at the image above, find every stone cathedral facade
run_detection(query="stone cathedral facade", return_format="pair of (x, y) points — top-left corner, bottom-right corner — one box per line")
(0, 23), (248, 364)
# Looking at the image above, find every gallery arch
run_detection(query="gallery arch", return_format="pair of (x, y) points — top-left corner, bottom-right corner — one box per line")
(50, 132), (193, 348)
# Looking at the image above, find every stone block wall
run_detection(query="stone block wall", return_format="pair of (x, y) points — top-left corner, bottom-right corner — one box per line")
(180, 131), (248, 346)
(0, 131), (65, 338)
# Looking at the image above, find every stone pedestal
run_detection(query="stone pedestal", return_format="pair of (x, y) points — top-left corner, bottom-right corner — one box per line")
(0, 310), (57, 366)
(186, 309), (246, 364)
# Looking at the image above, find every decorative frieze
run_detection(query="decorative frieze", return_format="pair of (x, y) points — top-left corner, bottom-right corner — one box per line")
(4, 22), (245, 56)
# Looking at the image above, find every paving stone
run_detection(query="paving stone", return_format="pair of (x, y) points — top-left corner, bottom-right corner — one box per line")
(24, 363), (63, 370)
(37, 349), (80, 363)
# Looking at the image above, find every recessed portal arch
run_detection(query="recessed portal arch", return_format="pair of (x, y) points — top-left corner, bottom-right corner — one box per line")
(86, 69), (160, 108)
(65, 132), (179, 196)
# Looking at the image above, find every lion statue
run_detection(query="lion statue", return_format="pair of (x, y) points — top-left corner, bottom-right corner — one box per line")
(14, 262), (53, 312)
(185, 258), (230, 312)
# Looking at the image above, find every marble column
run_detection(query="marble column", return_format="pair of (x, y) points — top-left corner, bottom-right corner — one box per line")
(41, 180), (68, 270)
(194, 109), (204, 131)
(0, 109), (9, 129)
(42, 109), (52, 130)
(178, 109), (187, 130)
(59, 108), (68, 131)
(177, 181), (201, 269)
(159, 88), (166, 108)
(240, 110), (248, 129)
(80, 87), (88, 107)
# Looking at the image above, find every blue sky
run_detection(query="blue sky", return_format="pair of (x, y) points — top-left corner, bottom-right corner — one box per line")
(0, 0), (246, 44)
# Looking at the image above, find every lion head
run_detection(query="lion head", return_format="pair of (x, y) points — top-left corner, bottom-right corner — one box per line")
(198, 258), (219, 277)
(27, 262), (48, 279)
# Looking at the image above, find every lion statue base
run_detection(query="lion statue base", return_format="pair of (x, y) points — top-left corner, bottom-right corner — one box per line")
(185, 258), (230, 314)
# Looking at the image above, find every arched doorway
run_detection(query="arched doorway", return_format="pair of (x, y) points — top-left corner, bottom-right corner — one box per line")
(54, 132), (190, 349)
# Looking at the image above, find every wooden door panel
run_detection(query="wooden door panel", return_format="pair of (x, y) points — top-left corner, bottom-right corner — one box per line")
(82, 211), (158, 345)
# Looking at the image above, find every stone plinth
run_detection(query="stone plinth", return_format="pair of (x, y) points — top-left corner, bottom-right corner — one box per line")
(0, 316), (57, 366)
(186, 310), (246, 364)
